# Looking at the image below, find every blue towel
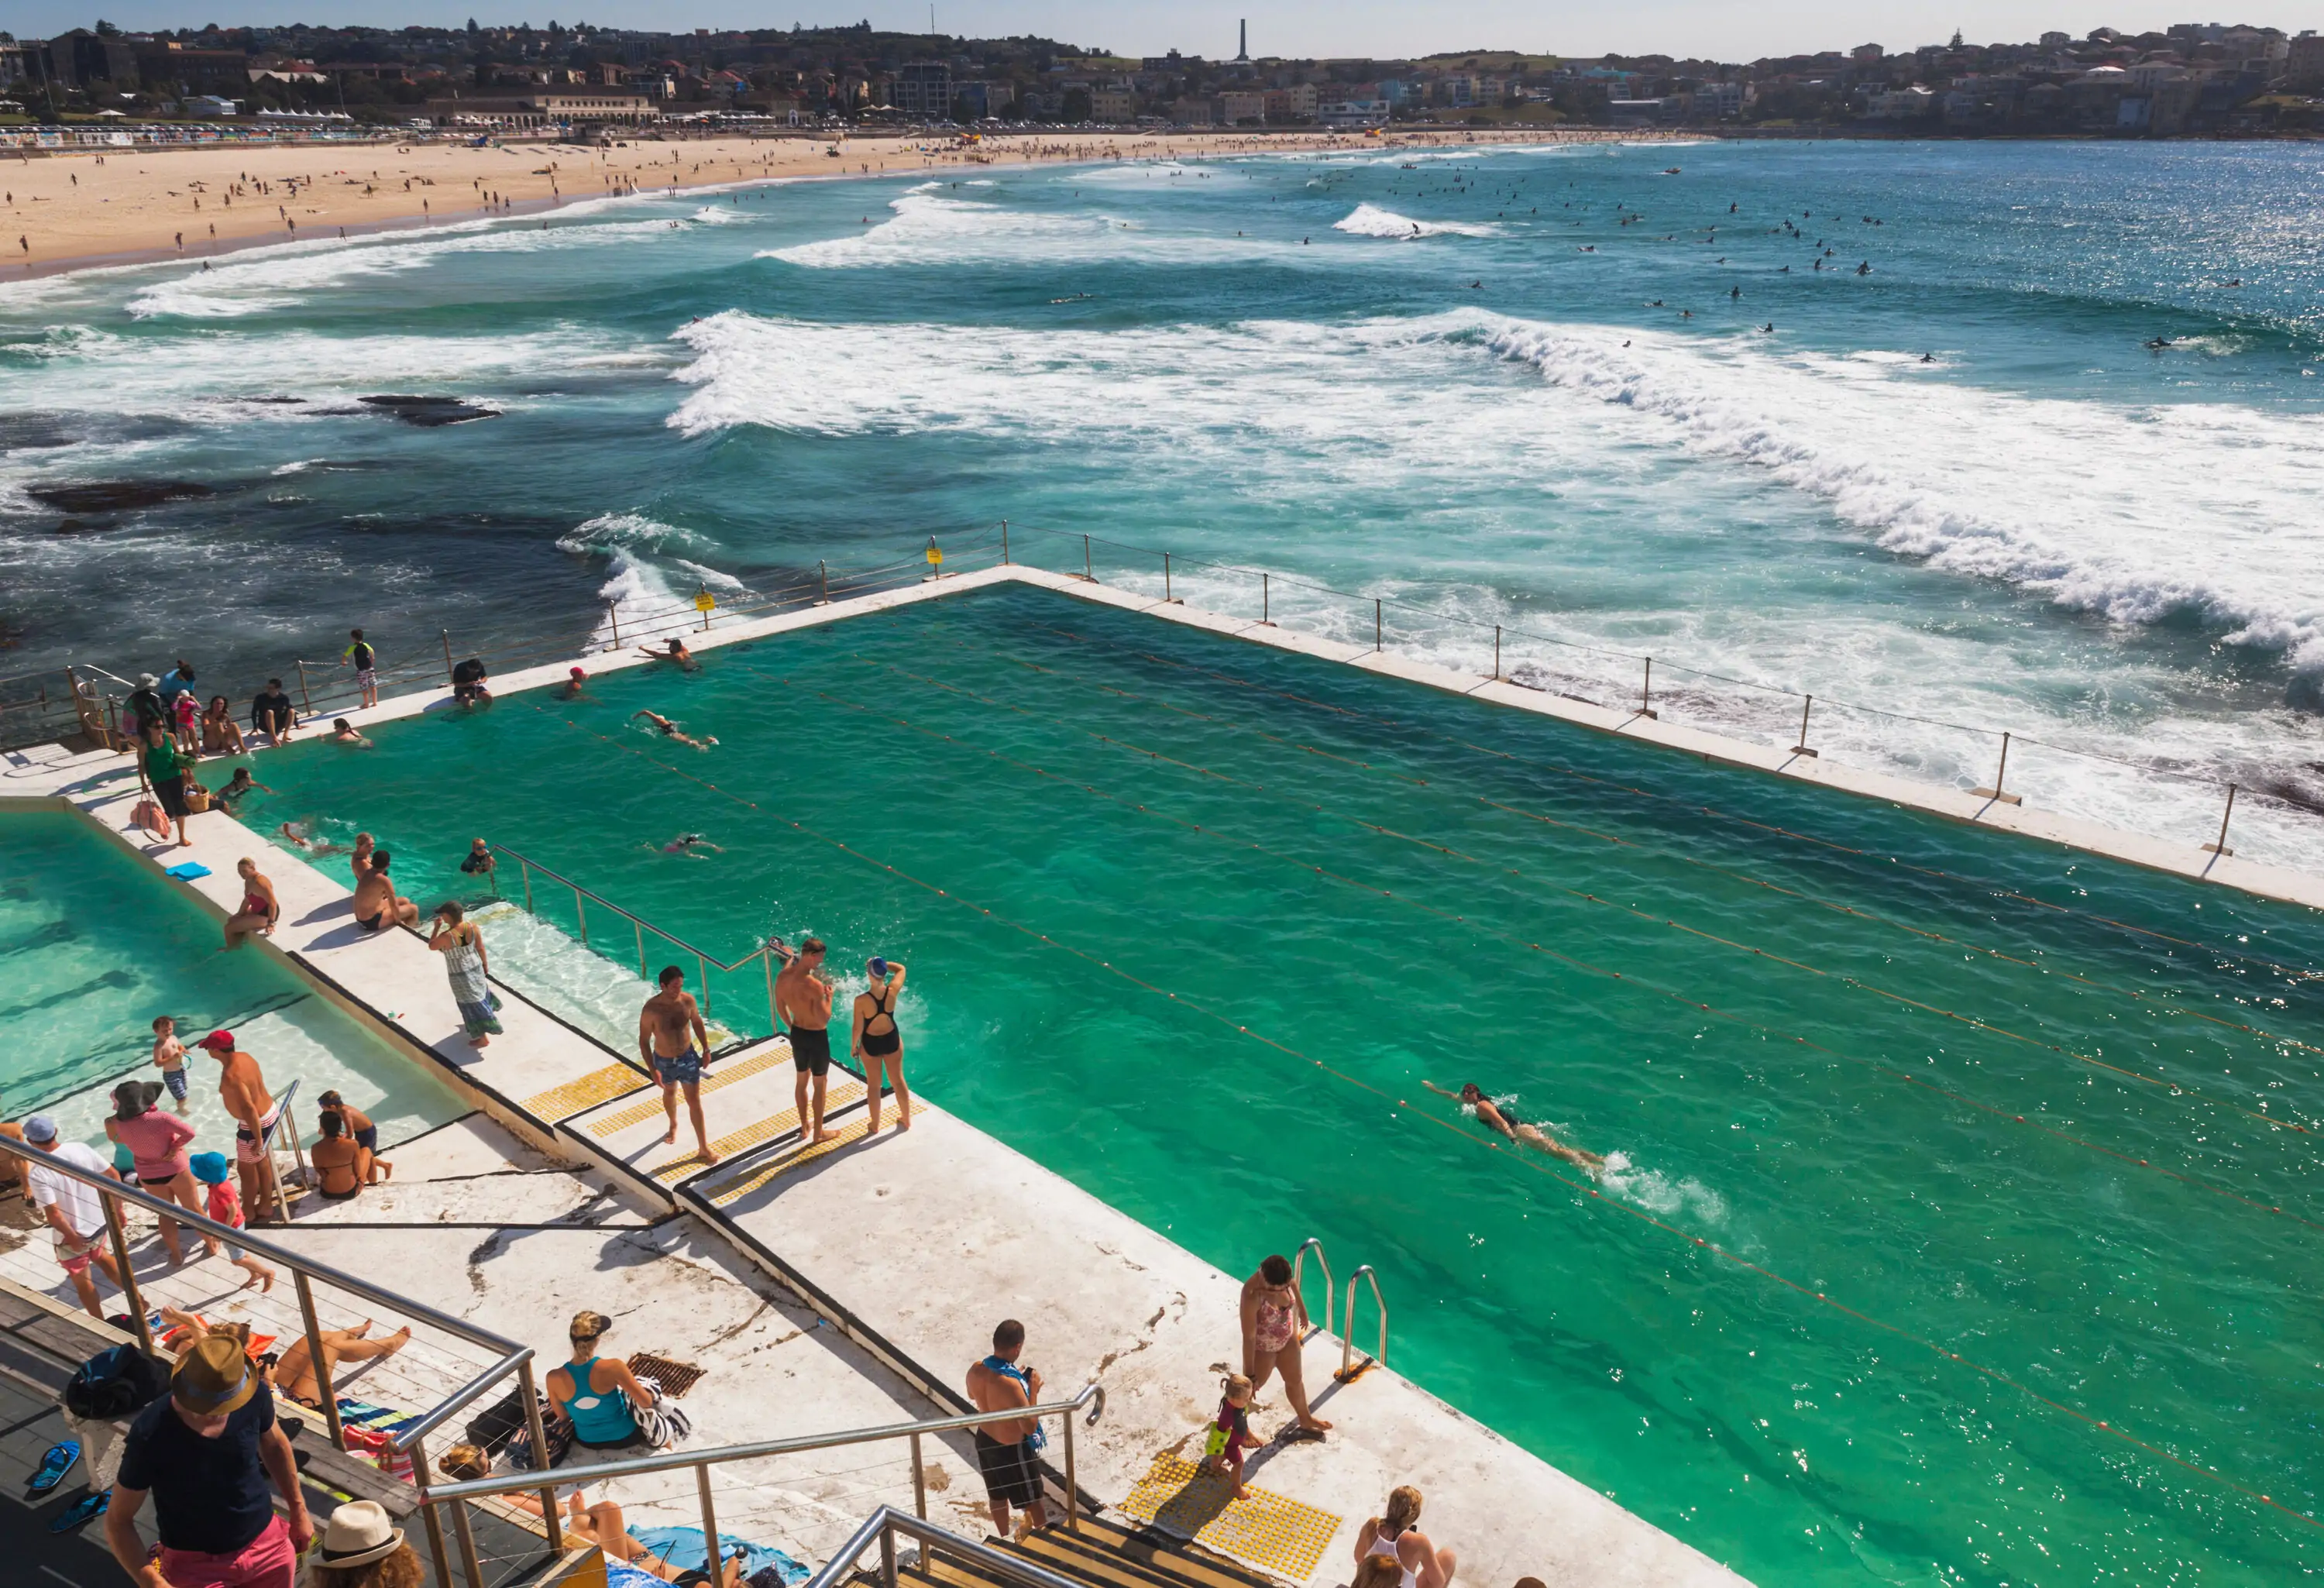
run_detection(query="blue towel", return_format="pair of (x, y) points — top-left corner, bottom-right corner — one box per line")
(164, 862), (213, 880)
(631, 1527), (806, 1586)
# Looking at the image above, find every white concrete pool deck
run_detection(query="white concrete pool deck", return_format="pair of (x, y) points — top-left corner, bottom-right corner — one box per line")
(9, 559), (2322, 1588)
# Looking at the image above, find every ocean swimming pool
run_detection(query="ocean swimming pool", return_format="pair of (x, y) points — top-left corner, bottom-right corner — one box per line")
(229, 582), (2324, 1585)
(0, 807), (469, 1159)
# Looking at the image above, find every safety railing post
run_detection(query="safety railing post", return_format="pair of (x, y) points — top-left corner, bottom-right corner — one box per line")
(575, 882), (588, 946)
(696, 1461), (723, 1582)
(100, 1188), (153, 1357)
(1374, 597), (1382, 652)
(1062, 1407), (1079, 1533)
(293, 1270), (347, 1451)
(520, 857), (534, 916)
(1493, 624), (1501, 681)
(765, 948), (779, 1037)
(635, 919), (647, 979)
(1973, 730), (2022, 806)
(2205, 783), (2238, 857)
(1793, 694), (1817, 758)
(879, 1522), (898, 1588)
(1164, 551), (1171, 602)
(910, 1431), (927, 1518)
(608, 600), (621, 649)
(450, 1481), (487, 1588)
(699, 952), (712, 1019)
(1083, 533), (1092, 581)
(517, 1357), (564, 1552)
(1639, 656), (1658, 720)
(295, 660), (314, 717)
(412, 1437), (454, 1588)
(1262, 572), (1270, 625)
(442, 630), (455, 685)
(818, 560), (829, 605)
(1001, 519), (1009, 565)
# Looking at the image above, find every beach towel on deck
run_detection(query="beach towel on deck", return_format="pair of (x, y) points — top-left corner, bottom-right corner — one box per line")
(336, 1397), (423, 1435)
(631, 1527), (807, 1586)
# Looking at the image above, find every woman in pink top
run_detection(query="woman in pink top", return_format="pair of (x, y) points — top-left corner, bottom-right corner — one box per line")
(105, 1079), (214, 1265)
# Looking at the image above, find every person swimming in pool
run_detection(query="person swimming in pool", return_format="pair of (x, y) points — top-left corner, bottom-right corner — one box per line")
(638, 638), (699, 672)
(1424, 1081), (1604, 1174)
(655, 833), (724, 856)
(631, 710), (717, 750)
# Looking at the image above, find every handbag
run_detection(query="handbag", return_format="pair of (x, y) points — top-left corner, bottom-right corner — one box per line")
(631, 1387), (691, 1448)
(130, 799), (169, 839)
(466, 1385), (555, 1457)
(508, 1410), (575, 1469)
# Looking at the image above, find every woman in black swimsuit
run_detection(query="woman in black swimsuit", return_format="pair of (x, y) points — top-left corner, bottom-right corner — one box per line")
(1425, 1081), (1604, 1175)
(851, 957), (910, 1133)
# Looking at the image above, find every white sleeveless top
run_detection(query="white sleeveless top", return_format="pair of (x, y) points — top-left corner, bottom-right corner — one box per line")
(1367, 1530), (1418, 1588)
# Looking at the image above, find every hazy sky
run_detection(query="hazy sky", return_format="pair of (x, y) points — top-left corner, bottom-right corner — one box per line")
(14, 3), (2311, 61)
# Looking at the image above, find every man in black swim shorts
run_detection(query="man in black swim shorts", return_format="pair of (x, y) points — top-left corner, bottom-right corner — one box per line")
(775, 937), (839, 1144)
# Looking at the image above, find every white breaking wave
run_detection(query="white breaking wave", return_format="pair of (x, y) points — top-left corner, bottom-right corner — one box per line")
(1333, 203), (1502, 240)
(559, 511), (705, 646)
(764, 184), (1306, 270)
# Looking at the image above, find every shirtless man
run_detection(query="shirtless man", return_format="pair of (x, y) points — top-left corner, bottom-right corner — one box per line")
(352, 851), (419, 933)
(775, 938), (839, 1143)
(638, 638), (698, 672)
(965, 1319), (1048, 1536)
(199, 1029), (284, 1218)
(1426, 1081), (1605, 1174)
(638, 967), (717, 1164)
(224, 857), (278, 949)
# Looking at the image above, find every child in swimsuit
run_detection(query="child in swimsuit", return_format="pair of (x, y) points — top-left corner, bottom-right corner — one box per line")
(1203, 1373), (1257, 1498)
(151, 1016), (190, 1112)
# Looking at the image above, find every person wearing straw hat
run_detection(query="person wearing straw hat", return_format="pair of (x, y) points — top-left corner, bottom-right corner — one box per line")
(308, 1500), (421, 1588)
(106, 1332), (312, 1588)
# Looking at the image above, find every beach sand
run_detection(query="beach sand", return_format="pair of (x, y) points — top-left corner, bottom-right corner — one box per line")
(1, 126), (1660, 275)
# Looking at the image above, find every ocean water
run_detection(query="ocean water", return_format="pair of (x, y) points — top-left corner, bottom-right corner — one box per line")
(228, 584), (2324, 1586)
(3, 140), (2323, 871)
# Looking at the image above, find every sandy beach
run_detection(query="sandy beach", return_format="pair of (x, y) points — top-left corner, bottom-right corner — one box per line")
(1, 125), (1667, 275)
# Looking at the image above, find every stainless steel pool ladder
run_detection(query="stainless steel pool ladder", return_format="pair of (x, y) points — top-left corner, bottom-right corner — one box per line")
(1290, 1236), (1390, 1380)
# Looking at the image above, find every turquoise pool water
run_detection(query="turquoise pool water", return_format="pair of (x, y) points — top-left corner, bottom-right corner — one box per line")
(236, 583), (2324, 1585)
(0, 809), (468, 1158)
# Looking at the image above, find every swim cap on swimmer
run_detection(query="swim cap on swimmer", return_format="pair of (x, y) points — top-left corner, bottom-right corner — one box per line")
(868, 956), (888, 978)
(569, 667), (586, 679)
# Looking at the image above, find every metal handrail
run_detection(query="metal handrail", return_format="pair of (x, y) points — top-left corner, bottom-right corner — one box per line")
(1289, 1236), (1335, 1340)
(488, 840), (792, 1030)
(0, 1133), (560, 1532)
(806, 1507), (1095, 1588)
(1340, 1264), (1389, 1379)
(419, 1384), (1106, 1586)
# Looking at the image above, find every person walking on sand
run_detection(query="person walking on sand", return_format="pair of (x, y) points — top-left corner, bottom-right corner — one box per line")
(429, 902), (503, 1047)
(22, 1115), (123, 1322)
(224, 857), (278, 949)
(152, 1014), (191, 1113)
(776, 937), (838, 1143)
(1241, 1254), (1332, 1438)
(199, 1029), (282, 1222)
(852, 956), (910, 1133)
(346, 628), (380, 709)
(638, 967), (717, 1163)
(967, 1319), (1048, 1537)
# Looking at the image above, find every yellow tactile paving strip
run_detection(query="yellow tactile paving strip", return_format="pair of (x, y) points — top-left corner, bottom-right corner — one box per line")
(706, 1117), (875, 1207)
(521, 1062), (649, 1122)
(648, 1081), (866, 1184)
(1119, 1452), (1343, 1581)
(584, 1039), (792, 1138)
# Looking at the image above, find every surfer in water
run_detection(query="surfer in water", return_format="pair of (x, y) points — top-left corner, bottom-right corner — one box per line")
(1425, 1081), (1604, 1175)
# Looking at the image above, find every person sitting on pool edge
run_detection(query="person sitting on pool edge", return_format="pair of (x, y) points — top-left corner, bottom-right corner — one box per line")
(315, 1091), (391, 1183)
(1425, 1081), (1604, 1174)
(353, 851), (419, 933)
(548, 1310), (676, 1457)
(310, 1111), (370, 1199)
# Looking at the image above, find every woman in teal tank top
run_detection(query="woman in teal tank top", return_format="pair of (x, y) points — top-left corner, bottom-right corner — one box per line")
(547, 1310), (663, 1450)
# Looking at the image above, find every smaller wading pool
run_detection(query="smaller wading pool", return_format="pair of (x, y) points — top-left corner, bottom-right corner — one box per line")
(0, 807), (469, 1163)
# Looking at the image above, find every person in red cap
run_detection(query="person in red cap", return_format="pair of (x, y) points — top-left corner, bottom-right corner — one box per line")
(558, 665), (590, 702)
(198, 1031), (282, 1222)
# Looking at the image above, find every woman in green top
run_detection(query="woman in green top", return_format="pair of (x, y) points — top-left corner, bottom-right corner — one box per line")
(141, 720), (194, 847)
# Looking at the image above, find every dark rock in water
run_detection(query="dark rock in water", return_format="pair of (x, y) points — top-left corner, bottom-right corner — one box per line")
(26, 480), (215, 513)
(53, 517), (122, 534)
(359, 394), (500, 427)
(236, 396), (307, 405)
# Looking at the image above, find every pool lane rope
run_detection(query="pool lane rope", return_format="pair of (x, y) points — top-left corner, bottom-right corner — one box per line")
(529, 696), (2323, 1535)
(996, 611), (2324, 992)
(734, 657), (2322, 1220)
(912, 623), (2324, 1074)
(845, 644), (2324, 1130)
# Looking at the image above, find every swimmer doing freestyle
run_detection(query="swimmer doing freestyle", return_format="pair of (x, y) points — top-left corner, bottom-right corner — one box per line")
(632, 710), (717, 750)
(1424, 1081), (1604, 1174)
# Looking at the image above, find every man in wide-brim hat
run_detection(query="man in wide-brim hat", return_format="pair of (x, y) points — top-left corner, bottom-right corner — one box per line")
(105, 1332), (313, 1588)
